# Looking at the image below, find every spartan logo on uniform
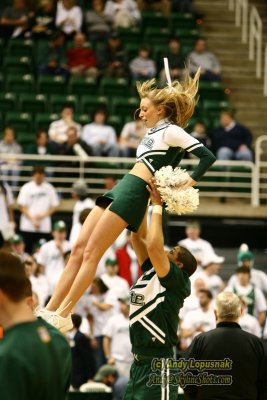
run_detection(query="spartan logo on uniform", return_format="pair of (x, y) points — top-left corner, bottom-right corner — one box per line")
(130, 291), (145, 306)
(141, 137), (155, 149)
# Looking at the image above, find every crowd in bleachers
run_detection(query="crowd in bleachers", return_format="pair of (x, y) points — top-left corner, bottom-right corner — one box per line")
(0, 3), (264, 395)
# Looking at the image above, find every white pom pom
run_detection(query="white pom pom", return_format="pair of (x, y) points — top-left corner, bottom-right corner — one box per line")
(154, 166), (199, 215)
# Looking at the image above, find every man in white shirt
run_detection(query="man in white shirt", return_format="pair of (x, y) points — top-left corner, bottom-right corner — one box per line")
(81, 108), (119, 157)
(239, 296), (262, 338)
(100, 258), (130, 299)
(37, 220), (72, 297)
(17, 166), (59, 253)
(180, 288), (216, 348)
(178, 220), (224, 270)
(225, 266), (267, 326)
(0, 181), (15, 247)
(103, 296), (133, 378)
(48, 105), (81, 146)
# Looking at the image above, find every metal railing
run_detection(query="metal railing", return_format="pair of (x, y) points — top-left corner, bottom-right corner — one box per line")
(0, 152), (260, 206)
(228, 0), (266, 93)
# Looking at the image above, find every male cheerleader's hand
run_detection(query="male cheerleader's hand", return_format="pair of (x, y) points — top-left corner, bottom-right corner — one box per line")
(146, 178), (163, 206)
(176, 176), (197, 191)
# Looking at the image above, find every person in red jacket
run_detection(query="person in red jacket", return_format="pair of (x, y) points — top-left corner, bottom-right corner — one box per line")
(67, 32), (98, 78)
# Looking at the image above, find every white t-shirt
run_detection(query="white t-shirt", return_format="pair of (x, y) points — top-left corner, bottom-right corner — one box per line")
(239, 313), (262, 337)
(30, 274), (50, 307)
(0, 183), (14, 231)
(102, 313), (132, 363)
(87, 290), (119, 337)
(225, 284), (267, 317)
(181, 307), (216, 346)
(179, 294), (200, 320)
(72, 198), (95, 227)
(178, 237), (219, 267)
(192, 271), (224, 297)
(228, 269), (267, 294)
(100, 273), (129, 299)
(37, 239), (72, 295)
(82, 123), (117, 146)
(17, 181), (59, 233)
(55, 3), (83, 34)
(48, 118), (82, 143)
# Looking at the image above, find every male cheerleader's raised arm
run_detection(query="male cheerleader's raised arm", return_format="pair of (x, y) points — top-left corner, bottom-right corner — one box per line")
(145, 179), (171, 278)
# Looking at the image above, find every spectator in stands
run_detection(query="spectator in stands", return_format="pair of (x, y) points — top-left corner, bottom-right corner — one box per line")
(87, 277), (118, 369)
(17, 166), (59, 253)
(0, 127), (22, 195)
(178, 220), (225, 270)
(59, 126), (93, 159)
(186, 37), (222, 81)
(97, 31), (128, 78)
(211, 109), (254, 162)
(104, 0), (141, 30)
(179, 277), (207, 321)
(55, 0), (82, 40)
(180, 288), (216, 349)
(85, 0), (111, 44)
(0, 251), (72, 400)
(103, 295), (133, 378)
(100, 258), (130, 299)
(239, 296), (262, 337)
(69, 180), (95, 244)
(0, 180), (15, 249)
(228, 243), (267, 295)
(37, 29), (69, 80)
(70, 208), (93, 247)
(0, 0), (29, 39)
(9, 233), (29, 262)
(189, 120), (212, 150)
(129, 46), (156, 80)
(159, 37), (185, 87)
(119, 115), (146, 157)
(225, 266), (267, 326)
(25, 130), (55, 173)
(80, 364), (118, 392)
(81, 108), (120, 157)
(28, 0), (56, 39)
(171, 0), (203, 21)
(48, 105), (82, 148)
(137, 0), (170, 16)
(67, 313), (96, 389)
(66, 32), (98, 78)
(26, 255), (50, 307)
(104, 175), (118, 190)
(183, 291), (267, 400)
(194, 254), (225, 297)
(37, 220), (72, 298)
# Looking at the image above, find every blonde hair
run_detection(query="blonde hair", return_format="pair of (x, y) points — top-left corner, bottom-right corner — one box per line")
(215, 292), (242, 320)
(136, 67), (201, 128)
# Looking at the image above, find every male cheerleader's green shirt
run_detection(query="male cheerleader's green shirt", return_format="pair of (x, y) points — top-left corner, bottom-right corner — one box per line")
(0, 318), (71, 400)
(129, 258), (191, 358)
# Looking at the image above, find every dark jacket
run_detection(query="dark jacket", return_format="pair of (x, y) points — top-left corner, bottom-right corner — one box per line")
(183, 322), (267, 400)
(71, 330), (96, 389)
(211, 123), (252, 153)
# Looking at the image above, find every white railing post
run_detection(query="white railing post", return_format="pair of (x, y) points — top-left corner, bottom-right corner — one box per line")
(235, 0), (248, 43)
(249, 6), (262, 78)
(264, 43), (267, 96)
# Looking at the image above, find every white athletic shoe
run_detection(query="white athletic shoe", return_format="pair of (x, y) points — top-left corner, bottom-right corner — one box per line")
(34, 306), (54, 319)
(47, 312), (73, 333)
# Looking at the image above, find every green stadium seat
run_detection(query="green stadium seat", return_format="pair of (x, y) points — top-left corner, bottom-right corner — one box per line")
(6, 38), (34, 57)
(111, 96), (139, 119)
(0, 92), (17, 112)
(107, 115), (123, 135)
(143, 27), (171, 45)
(99, 77), (128, 96)
(75, 113), (91, 126)
(5, 112), (34, 132)
(0, 38), (4, 66)
(202, 99), (232, 113)
(169, 13), (197, 32)
(49, 94), (79, 113)
(173, 28), (200, 41)
(3, 55), (32, 75)
(17, 131), (36, 147)
(199, 81), (226, 101)
(19, 93), (48, 113)
(35, 113), (60, 131)
(68, 76), (98, 95)
(80, 95), (108, 114)
(5, 73), (35, 93)
(141, 10), (168, 29)
(37, 75), (66, 94)
(125, 43), (143, 61)
(117, 26), (143, 45)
